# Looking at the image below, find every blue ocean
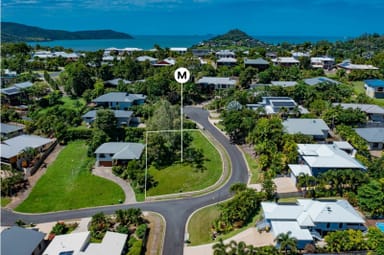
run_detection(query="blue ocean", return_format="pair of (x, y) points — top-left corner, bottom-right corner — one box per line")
(27, 35), (348, 52)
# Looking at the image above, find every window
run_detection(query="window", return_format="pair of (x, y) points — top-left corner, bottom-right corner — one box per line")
(326, 223), (330, 229)
(339, 223), (343, 229)
(99, 153), (105, 158)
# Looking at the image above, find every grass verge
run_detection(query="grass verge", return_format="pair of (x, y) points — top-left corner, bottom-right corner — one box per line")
(188, 205), (221, 245)
(147, 131), (222, 196)
(243, 151), (262, 184)
(1, 197), (11, 207)
(16, 141), (125, 213)
(187, 203), (262, 246)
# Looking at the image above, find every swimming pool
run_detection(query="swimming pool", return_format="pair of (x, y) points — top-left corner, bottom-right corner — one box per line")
(376, 222), (384, 232)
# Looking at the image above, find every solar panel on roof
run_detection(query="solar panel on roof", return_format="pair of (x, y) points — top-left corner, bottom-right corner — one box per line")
(272, 101), (296, 107)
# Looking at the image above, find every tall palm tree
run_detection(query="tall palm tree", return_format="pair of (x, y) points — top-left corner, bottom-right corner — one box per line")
(274, 231), (297, 254)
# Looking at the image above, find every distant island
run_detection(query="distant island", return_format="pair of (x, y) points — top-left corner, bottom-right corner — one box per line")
(194, 29), (267, 48)
(1, 22), (133, 43)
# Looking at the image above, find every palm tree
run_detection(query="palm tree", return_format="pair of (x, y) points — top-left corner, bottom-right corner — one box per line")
(274, 231), (297, 254)
(213, 238), (227, 255)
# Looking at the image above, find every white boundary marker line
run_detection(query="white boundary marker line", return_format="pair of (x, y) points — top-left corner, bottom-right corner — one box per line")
(144, 129), (199, 200)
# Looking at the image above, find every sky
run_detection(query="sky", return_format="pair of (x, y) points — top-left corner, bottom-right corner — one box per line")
(2, 0), (384, 36)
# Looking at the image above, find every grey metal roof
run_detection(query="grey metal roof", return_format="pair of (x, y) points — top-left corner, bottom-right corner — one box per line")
(14, 81), (33, 89)
(283, 118), (330, 137)
(82, 110), (133, 119)
(1, 226), (45, 255)
(0, 86), (20, 95)
(196, 77), (237, 86)
(217, 57), (237, 63)
(333, 103), (384, 115)
(244, 57), (269, 65)
(93, 92), (147, 103)
(1, 135), (54, 159)
(95, 142), (145, 160)
(355, 128), (384, 143)
(304, 77), (340, 86)
(0, 123), (24, 134)
(271, 81), (298, 87)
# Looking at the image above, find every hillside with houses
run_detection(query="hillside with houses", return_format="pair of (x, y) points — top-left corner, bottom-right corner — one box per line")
(1, 30), (384, 254)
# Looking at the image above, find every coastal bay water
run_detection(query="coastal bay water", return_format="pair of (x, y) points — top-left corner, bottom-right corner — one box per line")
(27, 35), (347, 52)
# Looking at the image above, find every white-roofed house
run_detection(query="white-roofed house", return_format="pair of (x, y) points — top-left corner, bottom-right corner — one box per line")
(170, 47), (188, 54)
(196, 76), (238, 90)
(259, 199), (366, 249)
(282, 118), (330, 140)
(95, 142), (145, 167)
(216, 57), (237, 66)
(246, 97), (309, 115)
(136, 55), (158, 64)
(310, 57), (335, 69)
(216, 50), (236, 58)
(93, 92), (146, 110)
(303, 77), (340, 86)
(271, 57), (300, 66)
(337, 60), (379, 73)
(288, 142), (366, 184)
(42, 231), (128, 255)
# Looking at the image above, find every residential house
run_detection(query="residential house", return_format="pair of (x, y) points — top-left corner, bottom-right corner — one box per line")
(191, 49), (211, 57)
(266, 52), (277, 58)
(92, 92), (146, 110)
(332, 103), (384, 123)
(170, 47), (188, 54)
(136, 55), (158, 64)
(337, 60), (379, 73)
(259, 199), (366, 249)
(282, 118), (330, 140)
(0, 81), (33, 105)
(196, 77), (238, 90)
(246, 97), (308, 115)
(364, 79), (384, 99)
(216, 50), (236, 58)
(310, 57), (335, 69)
(0, 69), (17, 86)
(0, 122), (24, 139)
(82, 110), (133, 127)
(288, 142), (366, 184)
(1, 226), (47, 255)
(303, 77), (340, 86)
(43, 231), (128, 255)
(271, 57), (300, 66)
(270, 81), (298, 87)
(355, 127), (384, 150)
(216, 57), (237, 66)
(0, 135), (56, 165)
(32, 51), (81, 60)
(243, 58), (270, 71)
(95, 142), (145, 166)
(152, 57), (176, 67)
(292, 51), (310, 58)
(103, 78), (131, 87)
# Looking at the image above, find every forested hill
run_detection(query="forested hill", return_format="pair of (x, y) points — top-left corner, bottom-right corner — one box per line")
(196, 29), (266, 48)
(1, 22), (133, 42)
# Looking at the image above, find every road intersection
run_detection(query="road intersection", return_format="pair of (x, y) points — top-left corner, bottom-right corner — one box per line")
(1, 106), (249, 255)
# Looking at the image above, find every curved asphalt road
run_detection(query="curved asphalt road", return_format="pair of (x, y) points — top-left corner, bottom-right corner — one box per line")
(1, 106), (249, 255)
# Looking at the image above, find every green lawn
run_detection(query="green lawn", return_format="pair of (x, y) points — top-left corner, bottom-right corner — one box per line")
(147, 131), (222, 196)
(1, 197), (11, 207)
(16, 141), (124, 213)
(187, 203), (262, 246)
(187, 205), (221, 245)
(243, 151), (262, 184)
